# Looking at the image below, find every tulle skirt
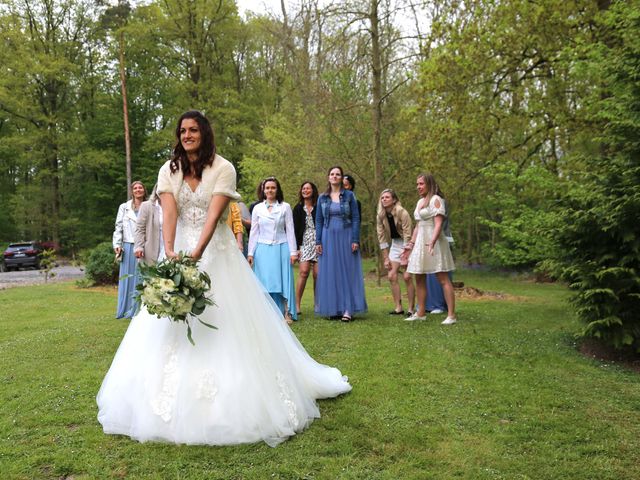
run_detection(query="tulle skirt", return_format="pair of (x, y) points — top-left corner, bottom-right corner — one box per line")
(97, 224), (351, 447)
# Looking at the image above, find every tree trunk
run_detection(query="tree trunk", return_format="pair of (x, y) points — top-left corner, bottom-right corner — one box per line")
(118, 31), (132, 199)
(370, 0), (384, 278)
(369, 0), (384, 193)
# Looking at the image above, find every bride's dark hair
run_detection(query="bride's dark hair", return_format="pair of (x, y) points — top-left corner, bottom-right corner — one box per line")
(170, 110), (216, 179)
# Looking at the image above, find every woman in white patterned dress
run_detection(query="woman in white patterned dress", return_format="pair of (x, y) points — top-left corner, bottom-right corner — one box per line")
(401, 173), (457, 324)
(96, 111), (351, 447)
(292, 181), (319, 314)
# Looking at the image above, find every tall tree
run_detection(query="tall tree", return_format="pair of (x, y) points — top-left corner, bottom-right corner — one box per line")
(101, 0), (134, 198)
(0, 0), (97, 244)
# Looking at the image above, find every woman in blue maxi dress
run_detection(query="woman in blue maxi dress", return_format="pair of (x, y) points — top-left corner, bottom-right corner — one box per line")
(315, 166), (367, 322)
(112, 181), (147, 319)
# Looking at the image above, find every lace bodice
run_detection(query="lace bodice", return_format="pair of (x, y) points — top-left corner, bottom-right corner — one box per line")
(176, 182), (229, 251)
(178, 183), (209, 228)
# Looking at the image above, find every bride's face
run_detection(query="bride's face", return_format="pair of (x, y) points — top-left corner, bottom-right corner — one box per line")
(180, 118), (202, 156)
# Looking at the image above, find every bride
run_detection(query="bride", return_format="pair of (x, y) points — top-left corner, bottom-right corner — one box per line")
(96, 111), (352, 447)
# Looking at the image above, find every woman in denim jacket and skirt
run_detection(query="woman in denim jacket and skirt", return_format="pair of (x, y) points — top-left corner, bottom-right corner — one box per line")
(315, 166), (367, 322)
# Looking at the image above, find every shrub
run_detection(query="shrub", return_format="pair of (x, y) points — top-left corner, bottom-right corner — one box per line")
(548, 1), (640, 351)
(84, 242), (119, 285)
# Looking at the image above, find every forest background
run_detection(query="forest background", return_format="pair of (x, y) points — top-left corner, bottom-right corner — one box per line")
(0, 0), (638, 348)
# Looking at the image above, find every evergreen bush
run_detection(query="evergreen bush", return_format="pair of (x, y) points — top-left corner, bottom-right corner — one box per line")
(84, 242), (119, 285)
(549, 1), (640, 351)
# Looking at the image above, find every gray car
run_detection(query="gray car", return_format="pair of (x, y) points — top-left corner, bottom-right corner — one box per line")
(2, 242), (44, 271)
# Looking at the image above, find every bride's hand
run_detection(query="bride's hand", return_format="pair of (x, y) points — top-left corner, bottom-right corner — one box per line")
(166, 250), (178, 259)
(190, 248), (203, 261)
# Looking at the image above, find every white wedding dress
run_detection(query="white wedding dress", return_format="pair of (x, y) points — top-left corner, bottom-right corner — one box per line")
(97, 173), (351, 447)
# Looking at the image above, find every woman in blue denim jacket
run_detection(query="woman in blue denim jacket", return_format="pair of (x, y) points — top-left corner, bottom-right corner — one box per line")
(314, 166), (367, 321)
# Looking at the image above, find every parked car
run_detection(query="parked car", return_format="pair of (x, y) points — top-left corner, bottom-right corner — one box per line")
(3, 242), (44, 271)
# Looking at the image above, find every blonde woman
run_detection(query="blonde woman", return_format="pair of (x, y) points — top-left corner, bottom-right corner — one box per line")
(134, 185), (164, 265)
(113, 180), (147, 318)
(376, 189), (415, 316)
(402, 174), (457, 324)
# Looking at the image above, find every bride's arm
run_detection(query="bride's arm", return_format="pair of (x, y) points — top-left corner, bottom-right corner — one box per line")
(190, 194), (231, 260)
(160, 192), (178, 258)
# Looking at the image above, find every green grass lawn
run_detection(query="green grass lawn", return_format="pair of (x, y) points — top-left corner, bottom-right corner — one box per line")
(1, 267), (639, 479)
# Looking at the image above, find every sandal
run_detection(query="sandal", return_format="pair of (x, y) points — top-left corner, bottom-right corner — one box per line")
(285, 313), (294, 325)
(341, 314), (352, 322)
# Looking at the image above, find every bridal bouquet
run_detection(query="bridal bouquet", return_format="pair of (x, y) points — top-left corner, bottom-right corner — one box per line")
(136, 255), (216, 345)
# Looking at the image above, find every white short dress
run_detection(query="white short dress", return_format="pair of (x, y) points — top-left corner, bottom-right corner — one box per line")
(407, 195), (455, 274)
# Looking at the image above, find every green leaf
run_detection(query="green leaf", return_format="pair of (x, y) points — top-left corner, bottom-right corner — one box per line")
(198, 318), (218, 330)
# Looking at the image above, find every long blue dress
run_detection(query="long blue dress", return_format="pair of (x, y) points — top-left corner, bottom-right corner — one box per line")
(116, 242), (140, 319)
(315, 202), (367, 317)
(253, 242), (297, 320)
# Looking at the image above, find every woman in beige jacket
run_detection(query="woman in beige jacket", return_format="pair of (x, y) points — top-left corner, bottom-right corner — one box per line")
(134, 187), (163, 265)
(376, 189), (415, 316)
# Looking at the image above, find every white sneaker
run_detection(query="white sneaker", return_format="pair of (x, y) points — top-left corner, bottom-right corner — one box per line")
(404, 313), (426, 322)
(441, 317), (457, 325)
(430, 309), (444, 314)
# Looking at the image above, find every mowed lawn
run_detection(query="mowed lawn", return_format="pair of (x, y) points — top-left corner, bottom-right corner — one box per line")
(1, 266), (639, 479)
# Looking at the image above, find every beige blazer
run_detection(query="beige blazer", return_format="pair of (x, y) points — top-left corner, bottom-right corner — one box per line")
(134, 200), (162, 265)
(376, 203), (413, 250)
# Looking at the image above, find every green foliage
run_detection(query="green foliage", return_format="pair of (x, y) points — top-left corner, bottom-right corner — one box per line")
(84, 242), (119, 285)
(478, 164), (564, 269)
(548, 0), (640, 351)
(409, 0), (600, 263)
(38, 249), (57, 283)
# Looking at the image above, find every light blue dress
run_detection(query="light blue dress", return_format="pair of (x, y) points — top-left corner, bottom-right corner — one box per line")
(116, 242), (139, 319)
(249, 202), (297, 320)
(253, 243), (297, 320)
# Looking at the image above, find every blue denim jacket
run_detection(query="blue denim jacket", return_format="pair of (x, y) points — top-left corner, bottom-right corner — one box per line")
(315, 189), (361, 245)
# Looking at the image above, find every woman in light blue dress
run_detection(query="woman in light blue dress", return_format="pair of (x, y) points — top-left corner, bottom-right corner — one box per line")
(315, 166), (367, 322)
(248, 177), (298, 324)
(112, 180), (147, 319)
